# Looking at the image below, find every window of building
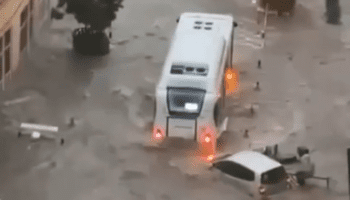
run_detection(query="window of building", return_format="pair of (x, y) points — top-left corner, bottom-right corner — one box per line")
(21, 6), (28, 27)
(30, 14), (33, 37)
(20, 6), (28, 52)
(5, 47), (10, 74)
(38, 0), (45, 20)
(30, 0), (33, 11)
(0, 56), (2, 81)
(0, 36), (2, 52)
(29, 0), (34, 38)
(0, 36), (2, 82)
(20, 24), (28, 51)
(5, 29), (11, 47)
(4, 28), (11, 75)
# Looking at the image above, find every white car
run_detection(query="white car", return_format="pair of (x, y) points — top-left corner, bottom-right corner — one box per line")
(211, 151), (294, 198)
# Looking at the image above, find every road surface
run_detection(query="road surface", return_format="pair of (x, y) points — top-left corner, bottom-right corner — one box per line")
(1, 0), (350, 199)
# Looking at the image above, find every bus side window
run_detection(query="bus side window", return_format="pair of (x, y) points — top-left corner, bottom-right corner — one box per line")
(214, 102), (220, 127)
(225, 52), (230, 70)
(153, 99), (157, 120)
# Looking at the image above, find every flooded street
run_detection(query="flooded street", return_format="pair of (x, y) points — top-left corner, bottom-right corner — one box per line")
(1, 0), (350, 199)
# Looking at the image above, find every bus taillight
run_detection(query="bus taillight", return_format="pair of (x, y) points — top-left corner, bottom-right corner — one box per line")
(207, 154), (214, 161)
(204, 135), (211, 143)
(152, 125), (165, 141)
(199, 126), (216, 161)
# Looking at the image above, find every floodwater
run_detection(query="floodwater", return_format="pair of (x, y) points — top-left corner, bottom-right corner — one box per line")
(1, 0), (350, 199)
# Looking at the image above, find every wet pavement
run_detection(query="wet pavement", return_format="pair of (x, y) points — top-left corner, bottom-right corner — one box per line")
(1, 0), (350, 199)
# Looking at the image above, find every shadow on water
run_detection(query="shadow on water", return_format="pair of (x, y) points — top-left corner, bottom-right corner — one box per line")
(66, 49), (110, 71)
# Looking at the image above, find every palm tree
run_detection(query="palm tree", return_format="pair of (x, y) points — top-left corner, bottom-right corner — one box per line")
(51, 0), (124, 55)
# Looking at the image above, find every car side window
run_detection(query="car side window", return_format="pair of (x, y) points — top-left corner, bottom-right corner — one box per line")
(214, 161), (255, 181)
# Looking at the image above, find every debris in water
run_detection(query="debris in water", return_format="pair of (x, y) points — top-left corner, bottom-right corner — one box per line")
(160, 194), (171, 200)
(145, 32), (155, 37)
(33, 161), (57, 170)
(31, 131), (41, 139)
(4, 96), (32, 106)
(68, 117), (76, 127)
(159, 36), (168, 41)
(83, 90), (91, 98)
(254, 81), (260, 91)
(244, 129), (249, 138)
(120, 170), (147, 180)
(145, 55), (153, 59)
(111, 86), (133, 99)
(116, 39), (130, 45)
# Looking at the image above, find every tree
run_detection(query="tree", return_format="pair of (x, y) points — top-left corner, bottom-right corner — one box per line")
(51, 0), (124, 55)
(56, 0), (124, 31)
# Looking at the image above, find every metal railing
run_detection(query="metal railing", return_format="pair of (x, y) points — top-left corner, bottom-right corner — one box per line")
(288, 173), (331, 189)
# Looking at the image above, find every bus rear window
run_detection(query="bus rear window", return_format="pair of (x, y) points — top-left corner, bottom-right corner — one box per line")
(261, 166), (288, 184)
(167, 87), (206, 115)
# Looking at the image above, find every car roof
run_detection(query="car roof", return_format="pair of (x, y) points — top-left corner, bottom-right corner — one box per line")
(219, 151), (282, 174)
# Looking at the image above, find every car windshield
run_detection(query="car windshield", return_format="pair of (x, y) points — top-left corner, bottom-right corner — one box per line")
(261, 166), (288, 184)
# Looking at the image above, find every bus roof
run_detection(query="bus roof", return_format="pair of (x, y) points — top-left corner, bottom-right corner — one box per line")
(171, 33), (225, 68)
(157, 12), (234, 93)
(180, 12), (234, 23)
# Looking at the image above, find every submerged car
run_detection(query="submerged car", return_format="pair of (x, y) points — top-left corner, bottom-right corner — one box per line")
(211, 151), (294, 198)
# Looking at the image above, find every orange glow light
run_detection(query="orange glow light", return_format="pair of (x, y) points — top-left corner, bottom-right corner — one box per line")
(225, 68), (239, 95)
(151, 124), (165, 142)
(199, 125), (216, 161)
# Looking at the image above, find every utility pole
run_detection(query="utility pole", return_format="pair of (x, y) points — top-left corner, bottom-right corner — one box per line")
(348, 148), (350, 200)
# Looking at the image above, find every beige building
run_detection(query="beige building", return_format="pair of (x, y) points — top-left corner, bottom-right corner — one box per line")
(0, 0), (50, 90)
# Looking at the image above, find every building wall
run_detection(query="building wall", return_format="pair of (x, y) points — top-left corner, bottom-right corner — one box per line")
(0, 0), (49, 90)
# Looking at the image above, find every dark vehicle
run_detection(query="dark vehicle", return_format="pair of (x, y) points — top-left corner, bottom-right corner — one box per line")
(259, 0), (296, 16)
(326, 0), (341, 24)
(256, 0), (296, 24)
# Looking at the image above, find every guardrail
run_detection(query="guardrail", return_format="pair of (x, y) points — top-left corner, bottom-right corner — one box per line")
(288, 173), (330, 189)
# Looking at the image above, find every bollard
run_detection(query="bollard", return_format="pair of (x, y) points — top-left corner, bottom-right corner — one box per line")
(274, 144), (278, 157)
(244, 129), (249, 138)
(347, 148), (350, 198)
(69, 117), (75, 127)
(18, 131), (22, 138)
(60, 138), (65, 146)
(327, 178), (329, 189)
(250, 105), (255, 115)
(255, 82), (260, 91)
(258, 60), (261, 69)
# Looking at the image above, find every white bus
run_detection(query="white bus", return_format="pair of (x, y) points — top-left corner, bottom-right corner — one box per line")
(152, 12), (237, 156)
